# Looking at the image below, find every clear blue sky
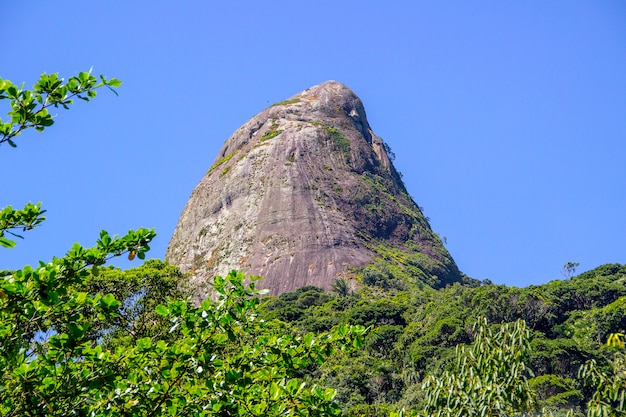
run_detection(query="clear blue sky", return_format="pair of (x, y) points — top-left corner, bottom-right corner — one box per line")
(2, 2), (625, 287)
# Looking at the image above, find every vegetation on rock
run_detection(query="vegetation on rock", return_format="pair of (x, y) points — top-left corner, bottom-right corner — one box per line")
(270, 98), (301, 107)
(166, 81), (461, 297)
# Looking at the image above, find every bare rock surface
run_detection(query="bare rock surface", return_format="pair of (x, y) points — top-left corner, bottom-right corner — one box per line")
(166, 81), (460, 297)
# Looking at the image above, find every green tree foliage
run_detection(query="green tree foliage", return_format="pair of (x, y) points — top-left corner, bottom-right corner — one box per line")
(420, 318), (535, 417)
(322, 354), (404, 412)
(563, 262), (581, 279)
(0, 203), (46, 248)
(529, 373), (583, 411)
(0, 269), (366, 416)
(346, 299), (407, 328)
(264, 285), (334, 324)
(331, 278), (350, 297)
(579, 333), (626, 417)
(297, 264), (626, 415)
(256, 265), (625, 415)
(362, 264), (406, 290)
(0, 70), (121, 148)
(78, 259), (187, 346)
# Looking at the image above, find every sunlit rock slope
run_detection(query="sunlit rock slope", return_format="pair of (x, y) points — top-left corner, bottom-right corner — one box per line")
(166, 81), (461, 297)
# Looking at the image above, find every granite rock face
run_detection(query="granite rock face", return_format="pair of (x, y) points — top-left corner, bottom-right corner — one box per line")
(166, 81), (460, 297)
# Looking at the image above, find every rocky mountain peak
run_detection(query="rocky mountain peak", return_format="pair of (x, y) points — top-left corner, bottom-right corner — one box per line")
(166, 81), (461, 298)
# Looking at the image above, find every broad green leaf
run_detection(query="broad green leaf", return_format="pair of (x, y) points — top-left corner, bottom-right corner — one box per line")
(155, 304), (169, 316)
(0, 236), (16, 248)
(101, 293), (119, 308)
(107, 78), (122, 88)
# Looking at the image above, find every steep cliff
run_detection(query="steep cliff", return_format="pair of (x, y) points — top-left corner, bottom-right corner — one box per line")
(166, 81), (460, 297)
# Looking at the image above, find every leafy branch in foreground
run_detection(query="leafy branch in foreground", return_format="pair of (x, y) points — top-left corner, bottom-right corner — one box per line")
(0, 268), (366, 416)
(0, 203), (46, 248)
(0, 70), (121, 148)
(579, 333), (626, 417)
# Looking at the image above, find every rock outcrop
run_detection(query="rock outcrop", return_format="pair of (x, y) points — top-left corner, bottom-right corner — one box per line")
(166, 81), (460, 297)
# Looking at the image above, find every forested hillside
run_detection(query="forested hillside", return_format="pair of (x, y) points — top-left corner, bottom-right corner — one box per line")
(16, 257), (617, 416)
(261, 262), (626, 415)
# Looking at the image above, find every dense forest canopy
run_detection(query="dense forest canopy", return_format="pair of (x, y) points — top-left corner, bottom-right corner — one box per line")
(261, 262), (626, 415)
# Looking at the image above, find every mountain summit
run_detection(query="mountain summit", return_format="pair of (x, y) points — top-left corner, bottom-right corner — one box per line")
(166, 81), (461, 296)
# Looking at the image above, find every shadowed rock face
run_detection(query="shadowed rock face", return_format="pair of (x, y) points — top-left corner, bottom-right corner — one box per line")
(166, 81), (460, 297)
